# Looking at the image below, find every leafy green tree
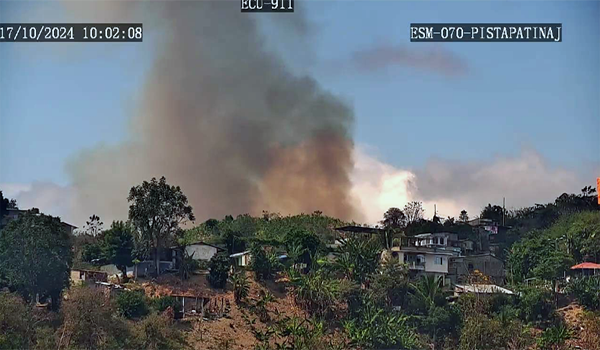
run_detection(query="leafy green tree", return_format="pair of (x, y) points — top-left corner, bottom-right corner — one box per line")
(291, 270), (340, 318)
(116, 290), (150, 319)
(0, 191), (17, 225)
(567, 277), (600, 310)
(0, 211), (72, 310)
(334, 237), (380, 283)
(207, 252), (230, 288)
(369, 260), (411, 308)
(410, 274), (446, 312)
(151, 296), (182, 314)
(101, 221), (135, 282)
(343, 300), (420, 349)
(81, 242), (103, 263)
(517, 286), (556, 323)
(128, 176), (195, 276)
(285, 227), (321, 268)
(250, 244), (282, 281)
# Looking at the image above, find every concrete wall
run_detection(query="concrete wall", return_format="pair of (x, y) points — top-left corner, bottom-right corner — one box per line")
(185, 244), (218, 261)
(449, 255), (505, 284)
(424, 254), (449, 273)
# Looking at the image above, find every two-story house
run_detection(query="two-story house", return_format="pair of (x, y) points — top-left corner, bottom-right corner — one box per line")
(391, 232), (462, 285)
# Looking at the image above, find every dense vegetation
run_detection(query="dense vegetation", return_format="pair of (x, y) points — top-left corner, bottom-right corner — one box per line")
(0, 183), (599, 350)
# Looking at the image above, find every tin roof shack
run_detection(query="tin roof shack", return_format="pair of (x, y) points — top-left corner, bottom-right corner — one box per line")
(448, 253), (505, 285)
(70, 269), (108, 286)
(231, 251), (251, 267)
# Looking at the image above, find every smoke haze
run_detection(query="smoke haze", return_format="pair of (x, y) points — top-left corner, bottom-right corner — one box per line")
(64, 1), (359, 223)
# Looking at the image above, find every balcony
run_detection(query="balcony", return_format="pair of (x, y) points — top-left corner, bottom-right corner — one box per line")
(406, 261), (426, 270)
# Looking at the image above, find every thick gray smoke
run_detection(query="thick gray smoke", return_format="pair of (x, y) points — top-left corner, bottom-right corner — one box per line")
(66, 1), (359, 224)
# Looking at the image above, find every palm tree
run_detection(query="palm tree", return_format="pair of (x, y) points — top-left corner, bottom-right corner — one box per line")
(411, 274), (444, 310)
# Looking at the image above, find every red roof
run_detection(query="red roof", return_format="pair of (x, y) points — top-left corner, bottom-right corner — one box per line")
(571, 262), (600, 270)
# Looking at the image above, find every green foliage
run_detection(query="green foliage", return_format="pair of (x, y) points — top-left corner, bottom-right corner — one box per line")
(128, 176), (195, 276)
(343, 301), (420, 349)
(0, 211), (73, 309)
(178, 249), (200, 280)
(291, 270), (340, 318)
(537, 323), (572, 350)
(0, 292), (35, 349)
(151, 296), (182, 314)
(231, 271), (250, 303)
(284, 227), (322, 268)
(129, 313), (188, 350)
(517, 286), (556, 324)
(567, 276), (600, 310)
(369, 260), (411, 308)
(101, 221), (135, 281)
(207, 252), (230, 288)
(459, 314), (533, 350)
(59, 287), (130, 350)
(508, 211), (600, 282)
(81, 242), (103, 262)
(334, 237), (380, 283)
(410, 274), (446, 313)
(250, 245), (282, 281)
(116, 290), (150, 319)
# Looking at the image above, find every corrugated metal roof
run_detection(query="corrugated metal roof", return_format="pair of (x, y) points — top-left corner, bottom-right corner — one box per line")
(571, 262), (600, 270)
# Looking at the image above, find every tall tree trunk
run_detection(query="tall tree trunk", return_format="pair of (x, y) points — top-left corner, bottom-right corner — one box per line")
(155, 243), (161, 277)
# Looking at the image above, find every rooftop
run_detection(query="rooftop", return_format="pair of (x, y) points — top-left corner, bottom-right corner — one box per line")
(454, 284), (515, 295)
(571, 262), (600, 270)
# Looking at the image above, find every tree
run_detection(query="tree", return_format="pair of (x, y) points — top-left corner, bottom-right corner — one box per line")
(0, 191), (17, 223)
(102, 221), (135, 282)
(58, 286), (129, 349)
(403, 201), (424, 224)
(382, 207), (406, 231)
(128, 176), (195, 276)
(84, 214), (104, 237)
(0, 211), (72, 310)
(284, 227), (321, 268)
(459, 210), (469, 223)
(207, 252), (230, 288)
(481, 204), (505, 224)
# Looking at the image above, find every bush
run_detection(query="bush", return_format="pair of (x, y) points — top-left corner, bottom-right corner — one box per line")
(291, 270), (340, 318)
(536, 323), (571, 350)
(207, 252), (230, 288)
(0, 292), (35, 349)
(130, 313), (187, 350)
(151, 296), (182, 314)
(567, 276), (600, 310)
(231, 271), (250, 303)
(250, 245), (282, 281)
(59, 286), (130, 350)
(517, 286), (556, 323)
(580, 311), (600, 350)
(459, 314), (533, 350)
(116, 290), (150, 319)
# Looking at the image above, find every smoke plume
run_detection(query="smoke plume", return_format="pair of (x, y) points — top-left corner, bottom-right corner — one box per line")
(65, 1), (358, 223)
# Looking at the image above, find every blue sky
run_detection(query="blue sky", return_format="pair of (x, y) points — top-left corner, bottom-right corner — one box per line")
(1, 0), (599, 189)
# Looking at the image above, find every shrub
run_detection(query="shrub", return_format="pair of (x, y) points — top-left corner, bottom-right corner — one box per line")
(536, 323), (571, 350)
(459, 314), (533, 350)
(116, 290), (150, 319)
(231, 271), (250, 303)
(151, 296), (182, 314)
(250, 245), (282, 281)
(207, 252), (230, 288)
(0, 292), (35, 349)
(59, 286), (130, 350)
(567, 276), (600, 310)
(580, 311), (600, 350)
(291, 270), (340, 318)
(517, 286), (556, 323)
(130, 313), (187, 350)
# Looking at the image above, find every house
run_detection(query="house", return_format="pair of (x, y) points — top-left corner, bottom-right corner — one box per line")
(70, 268), (108, 285)
(176, 242), (225, 261)
(392, 232), (462, 285)
(453, 283), (515, 297)
(569, 262), (600, 277)
(230, 251), (251, 267)
(1, 207), (77, 234)
(448, 253), (506, 285)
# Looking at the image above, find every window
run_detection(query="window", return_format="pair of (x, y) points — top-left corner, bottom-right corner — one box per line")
(468, 263), (474, 271)
(435, 257), (443, 265)
(433, 237), (438, 244)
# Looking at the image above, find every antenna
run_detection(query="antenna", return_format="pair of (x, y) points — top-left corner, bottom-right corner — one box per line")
(502, 197), (506, 226)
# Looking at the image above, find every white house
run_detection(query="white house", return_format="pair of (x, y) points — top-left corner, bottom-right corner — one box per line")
(391, 232), (462, 285)
(176, 242), (225, 261)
